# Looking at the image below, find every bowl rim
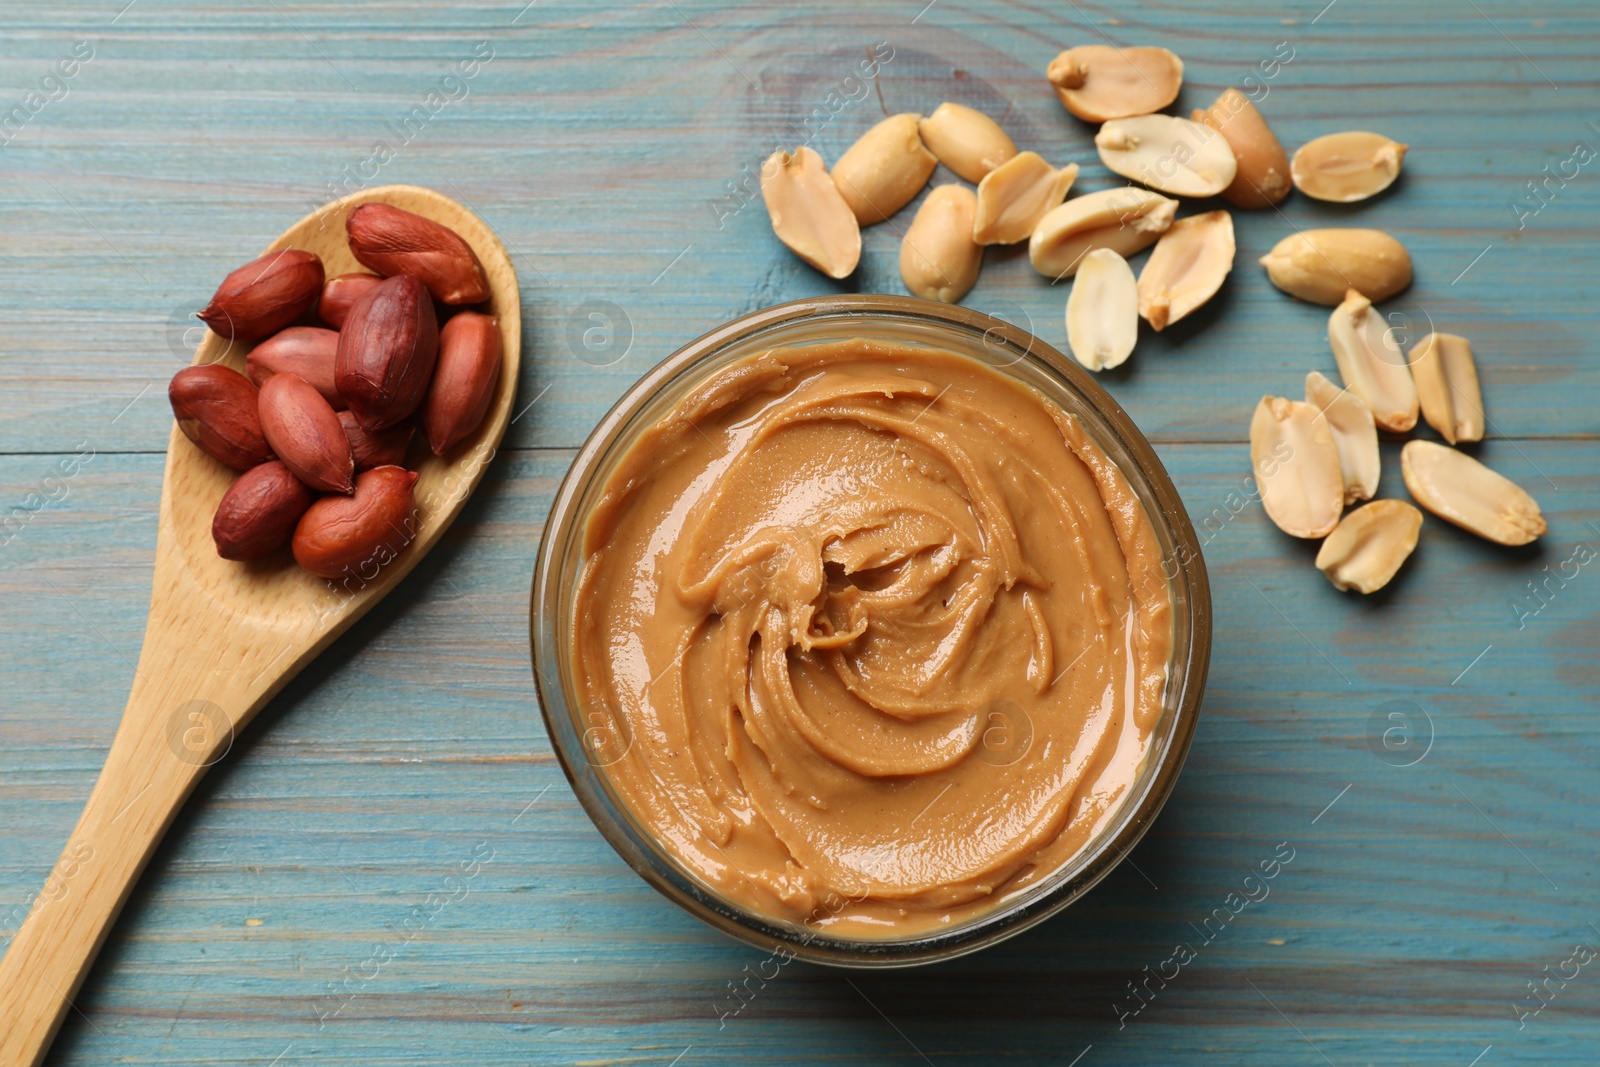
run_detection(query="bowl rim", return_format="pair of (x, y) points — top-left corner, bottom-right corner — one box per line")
(530, 293), (1210, 967)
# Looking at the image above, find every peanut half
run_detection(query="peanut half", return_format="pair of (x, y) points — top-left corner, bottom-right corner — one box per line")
(1259, 228), (1412, 305)
(917, 102), (1017, 184)
(1136, 210), (1235, 331)
(1410, 331), (1485, 445)
(1315, 499), (1423, 594)
(1047, 45), (1183, 123)
(1305, 371), (1380, 503)
(831, 113), (938, 225)
(973, 152), (1078, 246)
(1094, 115), (1237, 198)
(1291, 131), (1408, 204)
(1401, 441), (1545, 546)
(1251, 395), (1344, 539)
(1065, 248), (1138, 372)
(1328, 289), (1418, 433)
(900, 184), (983, 304)
(1192, 89), (1291, 209)
(1028, 187), (1177, 280)
(760, 146), (862, 279)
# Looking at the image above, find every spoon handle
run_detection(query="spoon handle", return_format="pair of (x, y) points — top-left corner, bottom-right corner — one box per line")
(0, 597), (253, 1065)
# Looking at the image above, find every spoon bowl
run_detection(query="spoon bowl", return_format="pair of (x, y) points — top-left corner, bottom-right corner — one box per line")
(0, 184), (520, 1065)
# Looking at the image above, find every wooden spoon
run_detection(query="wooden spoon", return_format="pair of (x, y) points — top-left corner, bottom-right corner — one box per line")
(0, 184), (521, 1064)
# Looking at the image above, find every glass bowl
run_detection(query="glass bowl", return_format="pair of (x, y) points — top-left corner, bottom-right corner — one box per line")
(530, 294), (1210, 967)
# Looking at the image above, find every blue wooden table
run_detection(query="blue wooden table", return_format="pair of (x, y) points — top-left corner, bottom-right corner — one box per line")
(3, 1), (1597, 1063)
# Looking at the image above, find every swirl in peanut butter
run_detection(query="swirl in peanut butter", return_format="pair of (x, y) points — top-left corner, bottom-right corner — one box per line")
(573, 341), (1172, 935)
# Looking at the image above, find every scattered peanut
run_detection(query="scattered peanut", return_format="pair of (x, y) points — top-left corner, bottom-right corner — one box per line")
(1028, 187), (1176, 279)
(972, 152), (1078, 246)
(1259, 228), (1412, 305)
(1251, 395), (1345, 539)
(1047, 45), (1183, 122)
(917, 102), (1017, 184)
(1305, 371), (1380, 503)
(1328, 289), (1418, 433)
(1192, 89), (1291, 209)
(1401, 441), (1545, 546)
(1065, 249), (1138, 372)
(1410, 332), (1485, 445)
(1094, 115), (1237, 198)
(831, 113), (938, 225)
(759, 146), (862, 280)
(1136, 210), (1235, 331)
(899, 184), (983, 304)
(1315, 499), (1423, 594)
(1291, 131), (1408, 203)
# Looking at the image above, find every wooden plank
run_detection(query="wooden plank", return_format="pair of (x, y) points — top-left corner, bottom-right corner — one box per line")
(1, 0), (1597, 1063)
(2, 439), (1596, 1064)
(0, 1), (1597, 454)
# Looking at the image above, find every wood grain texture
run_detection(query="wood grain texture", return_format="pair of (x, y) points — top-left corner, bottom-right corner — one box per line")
(1, 0), (1597, 1064)
(0, 183), (521, 1065)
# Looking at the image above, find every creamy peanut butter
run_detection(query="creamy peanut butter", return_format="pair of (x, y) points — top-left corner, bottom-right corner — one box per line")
(573, 340), (1173, 936)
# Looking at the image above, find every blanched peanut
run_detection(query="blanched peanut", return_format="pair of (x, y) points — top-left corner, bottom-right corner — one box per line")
(760, 146), (861, 279)
(1192, 89), (1291, 209)
(831, 113), (938, 225)
(900, 185), (983, 304)
(1136, 210), (1235, 331)
(1315, 500), (1423, 593)
(917, 102), (1017, 184)
(973, 152), (1078, 246)
(1047, 45), (1183, 122)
